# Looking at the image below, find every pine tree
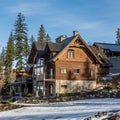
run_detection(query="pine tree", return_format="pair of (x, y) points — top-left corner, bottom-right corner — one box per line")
(14, 12), (29, 72)
(29, 35), (35, 49)
(1, 47), (6, 68)
(116, 28), (120, 44)
(37, 24), (47, 43)
(4, 32), (15, 84)
(46, 34), (51, 42)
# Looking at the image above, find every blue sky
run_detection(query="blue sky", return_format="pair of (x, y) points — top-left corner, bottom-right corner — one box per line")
(0, 0), (120, 49)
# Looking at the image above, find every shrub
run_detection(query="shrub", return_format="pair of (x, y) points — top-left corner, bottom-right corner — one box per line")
(60, 92), (80, 97)
(107, 83), (116, 90)
(0, 100), (10, 105)
(96, 78), (100, 83)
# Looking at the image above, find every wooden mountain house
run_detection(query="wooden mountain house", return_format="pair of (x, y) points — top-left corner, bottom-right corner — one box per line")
(28, 31), (111, 97)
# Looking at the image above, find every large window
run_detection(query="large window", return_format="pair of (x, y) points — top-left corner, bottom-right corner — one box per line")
(73, 69), (80, 74)
(35, 67), (43, 75)
(68, 49), (74, 58)
(60, 68), (67, 73)
(37, 59), (44, 67)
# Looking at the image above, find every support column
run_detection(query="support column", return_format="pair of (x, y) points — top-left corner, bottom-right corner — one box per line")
(36, 81), (38, 97)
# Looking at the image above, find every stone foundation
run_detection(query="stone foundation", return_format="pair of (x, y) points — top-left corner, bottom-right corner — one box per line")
(55, 80), (96, 94)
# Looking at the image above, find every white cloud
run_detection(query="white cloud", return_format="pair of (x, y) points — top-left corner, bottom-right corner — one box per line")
(5, 1), (104, 31)
(49, 13), (104, 31)
(77, 21), (103, 30)
(6, 2), (50, 15)
(4, 1), (116, 44)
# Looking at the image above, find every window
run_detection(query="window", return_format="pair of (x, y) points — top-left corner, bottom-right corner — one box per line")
(37, 59), (44, 66)
(35, 67), (43, 75)
(73, 69), (80, 74)
(90, 70), (94, 77)
(61, 85), (67, 88)
(61, 68), (67, 73)
(68, 50), (74, 58)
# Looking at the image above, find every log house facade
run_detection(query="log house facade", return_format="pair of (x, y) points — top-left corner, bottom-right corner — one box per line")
(28, 31), (111, 97)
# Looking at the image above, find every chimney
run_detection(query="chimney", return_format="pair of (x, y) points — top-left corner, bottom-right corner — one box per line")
(56, 35), (67, 43)
(73, 30), (78, 36)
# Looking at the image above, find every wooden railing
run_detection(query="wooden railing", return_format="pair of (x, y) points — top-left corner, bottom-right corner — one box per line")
(35, 74), (55, 81)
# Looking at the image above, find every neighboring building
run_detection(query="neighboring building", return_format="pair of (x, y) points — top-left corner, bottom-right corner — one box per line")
(28, 31), (111, 97)
(10, 69), (32, 96)
(93, 43), (120, 73)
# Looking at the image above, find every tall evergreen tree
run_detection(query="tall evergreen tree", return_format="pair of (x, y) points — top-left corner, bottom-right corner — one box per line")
(37, 24), (47, 43)
(46, 34), (51, 42)
(14, 12), (29, 72)
(29, 35), (35, 48)
(4, 32), (15, 84)
(116, 28), (120, 44)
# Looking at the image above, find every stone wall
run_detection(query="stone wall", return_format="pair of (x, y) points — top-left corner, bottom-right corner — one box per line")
(55, 79), (96, 94)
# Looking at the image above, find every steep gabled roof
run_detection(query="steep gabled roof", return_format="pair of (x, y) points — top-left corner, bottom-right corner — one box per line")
(34, 41), (46, 51)
(94, 42), (120, 52)
(27, 41), (46, 64)
(47, 42), (62, 52)
(60, 36), (74, 50)
(28, 34), (112, 67)
(46, 37), (74, 52)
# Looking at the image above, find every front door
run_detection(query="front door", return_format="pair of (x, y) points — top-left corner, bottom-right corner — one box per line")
(38, 81), (43, 96)
(45, 82), (55, 96)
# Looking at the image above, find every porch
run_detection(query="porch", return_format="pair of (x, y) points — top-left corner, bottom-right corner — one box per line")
(35, 74), (56, 97)
(10, 77), (33, 96)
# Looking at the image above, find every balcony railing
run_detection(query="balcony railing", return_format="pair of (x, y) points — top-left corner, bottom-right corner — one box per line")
(35, 74), (55, 80)
(45, 74), (55, 79)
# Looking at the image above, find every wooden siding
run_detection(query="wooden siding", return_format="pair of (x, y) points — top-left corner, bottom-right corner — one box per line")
(96, 67), (109, 74)
(55, 60), (95, 80)
(58, 47), (93, 62)
(54, 46), (96, 80)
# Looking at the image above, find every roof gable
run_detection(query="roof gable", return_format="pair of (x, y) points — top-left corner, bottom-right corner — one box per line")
(52, 34), (102, 64)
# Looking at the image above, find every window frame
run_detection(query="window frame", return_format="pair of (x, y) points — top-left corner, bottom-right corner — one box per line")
(73, 69), (80, 74)
(37, 58), (44, 67)
(60, 68), (67, 74)
(67, 49), (74, 59)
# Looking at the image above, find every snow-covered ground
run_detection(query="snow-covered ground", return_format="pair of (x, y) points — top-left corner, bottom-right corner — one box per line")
(0, 98), (120, 120)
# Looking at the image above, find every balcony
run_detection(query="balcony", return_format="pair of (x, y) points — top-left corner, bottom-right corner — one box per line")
(35, 74), (55, 81)
(45, 74), (55, 81)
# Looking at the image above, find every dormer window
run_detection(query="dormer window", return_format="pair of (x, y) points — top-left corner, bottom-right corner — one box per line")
(68, 49), (74, 58)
